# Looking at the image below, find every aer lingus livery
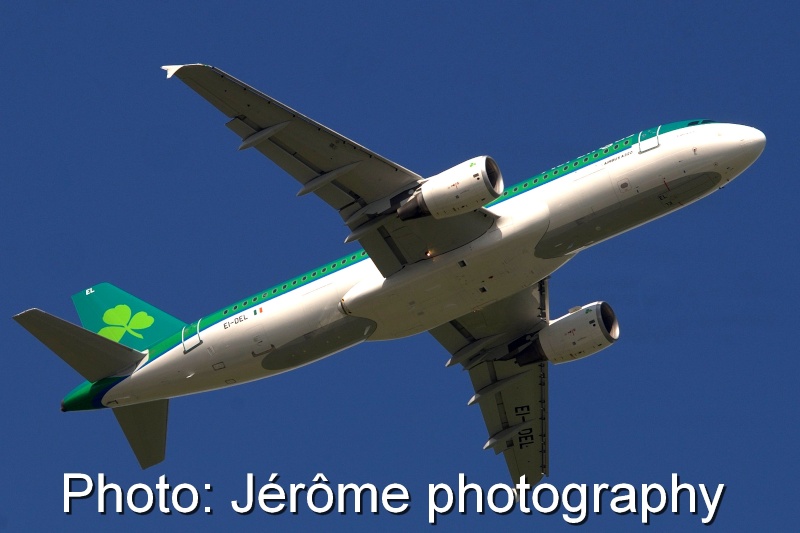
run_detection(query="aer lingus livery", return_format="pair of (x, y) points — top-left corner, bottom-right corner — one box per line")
(15, 64), (765, 484)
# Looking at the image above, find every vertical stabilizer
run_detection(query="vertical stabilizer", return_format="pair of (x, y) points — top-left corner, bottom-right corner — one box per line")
(72, 283), (186, 351)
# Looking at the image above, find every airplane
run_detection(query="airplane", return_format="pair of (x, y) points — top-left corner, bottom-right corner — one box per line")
(14, 64), (765, 486)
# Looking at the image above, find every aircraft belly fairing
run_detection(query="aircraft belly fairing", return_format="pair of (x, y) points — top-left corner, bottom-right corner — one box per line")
(341, 196), (554, 340)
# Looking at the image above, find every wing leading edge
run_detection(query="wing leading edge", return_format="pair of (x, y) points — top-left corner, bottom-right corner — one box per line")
(429, 280), (551, 486)
(164, 64), (496, 277)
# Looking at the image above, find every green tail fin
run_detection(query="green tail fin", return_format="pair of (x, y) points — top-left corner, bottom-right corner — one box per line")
(71, 283), (186, 351)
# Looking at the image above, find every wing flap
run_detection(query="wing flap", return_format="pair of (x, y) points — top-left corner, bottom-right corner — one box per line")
(165, 64), (422, 204)
(469, 359), (549, 484)
(429, 280), (551, 485)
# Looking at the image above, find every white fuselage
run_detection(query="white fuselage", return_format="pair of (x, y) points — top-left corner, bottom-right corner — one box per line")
(102, 122), (765, 408)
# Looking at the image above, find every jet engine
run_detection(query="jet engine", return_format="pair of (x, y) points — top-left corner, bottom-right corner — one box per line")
(397, 156), (504, 220)
(516, 302), (619, 365)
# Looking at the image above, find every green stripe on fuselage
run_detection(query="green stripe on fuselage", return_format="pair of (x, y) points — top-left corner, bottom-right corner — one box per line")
(141, 251), (373, 368)
(174, 119), (706, 348)
(487, 120), (706, 206)
(62, 376), (125, 411)
(63, 119), (707, 411)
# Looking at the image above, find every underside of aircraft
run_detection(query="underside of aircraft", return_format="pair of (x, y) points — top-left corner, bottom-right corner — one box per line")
(15, 64), (765, 485)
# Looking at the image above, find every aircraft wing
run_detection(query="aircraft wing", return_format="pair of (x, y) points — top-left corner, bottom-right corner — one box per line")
(428, 280), (550, 486)
(164, 64), (496, 277)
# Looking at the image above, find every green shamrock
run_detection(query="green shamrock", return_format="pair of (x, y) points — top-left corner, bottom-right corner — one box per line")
(98, 304), (154, 342)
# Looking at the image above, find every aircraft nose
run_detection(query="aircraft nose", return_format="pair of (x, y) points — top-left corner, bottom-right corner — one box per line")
(717, 124), (766, 178)
(740, 125), (766, 159)
(737, 126), (767, 167)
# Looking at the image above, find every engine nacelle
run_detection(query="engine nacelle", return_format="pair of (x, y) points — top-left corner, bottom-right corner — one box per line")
(530, 302), (619, 365)
(397, 156), (504, 220)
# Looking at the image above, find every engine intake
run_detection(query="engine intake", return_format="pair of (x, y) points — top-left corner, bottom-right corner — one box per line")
(397, 156), (504, 220)
(517, 302), (619, 365)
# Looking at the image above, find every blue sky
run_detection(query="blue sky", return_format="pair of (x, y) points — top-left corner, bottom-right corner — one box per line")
(2, 1), (797, 530)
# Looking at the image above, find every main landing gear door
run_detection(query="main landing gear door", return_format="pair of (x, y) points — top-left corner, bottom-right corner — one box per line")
(182, 319), (203, 353)
(638, 125), (661, 153)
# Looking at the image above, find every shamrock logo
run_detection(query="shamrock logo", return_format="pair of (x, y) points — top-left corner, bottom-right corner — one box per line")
(98, 304), (154, 342)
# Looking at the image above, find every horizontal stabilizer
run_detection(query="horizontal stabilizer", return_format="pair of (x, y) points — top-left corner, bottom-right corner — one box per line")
(112, 400), (169, 469)
(14, 309), (146, 382)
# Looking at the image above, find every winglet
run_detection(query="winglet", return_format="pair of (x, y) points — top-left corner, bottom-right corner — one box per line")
(161, 65), (185, 79)
(162, 64), (213, 79)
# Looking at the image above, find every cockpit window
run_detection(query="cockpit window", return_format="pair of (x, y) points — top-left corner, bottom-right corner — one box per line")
(688, 119), (716, 127)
